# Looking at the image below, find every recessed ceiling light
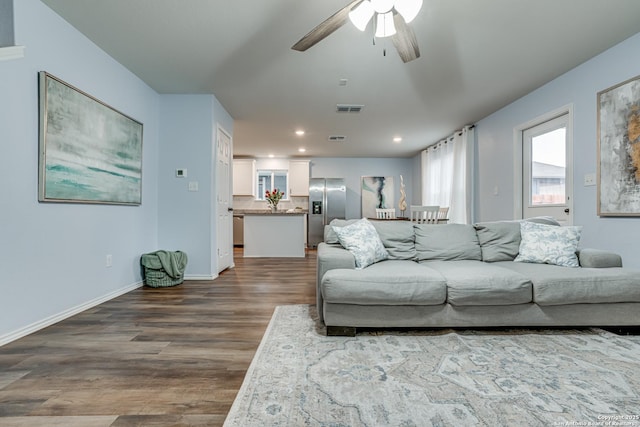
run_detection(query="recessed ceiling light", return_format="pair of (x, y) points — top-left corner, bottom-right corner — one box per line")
(268, 154), (275, 158)
(393, 137), (402, 143)
(295, 130), (305, 136)
(298, 148), (306, 153)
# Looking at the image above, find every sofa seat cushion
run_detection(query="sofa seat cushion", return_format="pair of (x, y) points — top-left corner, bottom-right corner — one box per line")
(420, 260), (533, 306)
(495, 261), (640, 306)
(321, 260), (446, 306)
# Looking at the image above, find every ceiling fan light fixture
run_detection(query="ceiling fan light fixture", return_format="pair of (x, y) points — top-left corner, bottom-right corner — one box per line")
(348, 0), (375, 31)
(394, 0), (423, 23)
(370, 0), (395, 14)
(292, 0), (420, 63)
(375, 11), (396, 38)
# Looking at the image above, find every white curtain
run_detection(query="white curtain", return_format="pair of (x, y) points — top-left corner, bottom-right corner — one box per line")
(421, 126), (475, 224)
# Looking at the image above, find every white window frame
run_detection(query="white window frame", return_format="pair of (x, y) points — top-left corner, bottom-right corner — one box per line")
(513, 104), (574, 220)
(256, 169), (289, 201)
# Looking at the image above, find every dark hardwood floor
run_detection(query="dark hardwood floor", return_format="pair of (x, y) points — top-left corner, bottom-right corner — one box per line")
(0, 248), (317, 426)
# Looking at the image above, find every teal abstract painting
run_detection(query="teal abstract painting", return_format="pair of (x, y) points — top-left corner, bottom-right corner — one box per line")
(38, 72), (143, 205)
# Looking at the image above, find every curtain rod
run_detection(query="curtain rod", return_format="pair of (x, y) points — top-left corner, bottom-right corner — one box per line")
(424, 124), (475, 151)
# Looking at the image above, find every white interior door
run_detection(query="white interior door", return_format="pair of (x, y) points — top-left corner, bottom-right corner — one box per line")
(216, 126), (233, 272)
(522, 113), (573, 224)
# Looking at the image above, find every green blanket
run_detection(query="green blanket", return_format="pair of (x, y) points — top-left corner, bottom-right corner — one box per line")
(140, 250), (188, 279)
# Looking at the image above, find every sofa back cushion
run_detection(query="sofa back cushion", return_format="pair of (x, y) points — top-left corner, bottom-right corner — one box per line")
(371, 220), (417, 260)
(332, 218), (389, 269)
(514, 221), (582, 267)
(474, 216), (560, 262)
(473, 221), (521, 262)
(414, 223), (482, 261)
(324, 219), (359, 244)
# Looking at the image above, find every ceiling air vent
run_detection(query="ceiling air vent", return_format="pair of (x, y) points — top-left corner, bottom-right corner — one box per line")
(328, 135), (346, 141)
(336, 104), (364, 113)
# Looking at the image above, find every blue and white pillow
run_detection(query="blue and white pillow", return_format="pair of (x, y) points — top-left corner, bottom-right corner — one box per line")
(514, 221), (582, 267)
(332, 218), (389, 269)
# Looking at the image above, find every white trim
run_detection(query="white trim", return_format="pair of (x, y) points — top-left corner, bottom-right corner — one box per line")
(215, 123), (234, 274)
(466, 126), (476, 223)
(0, 281), (143, 347)
(513, 104), (574, 220)
(184, 273), (218, 281)
(0, 45), (25, 61)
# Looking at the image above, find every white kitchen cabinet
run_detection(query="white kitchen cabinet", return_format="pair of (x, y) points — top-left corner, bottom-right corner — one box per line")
(288, 160), (309, 196)
(233, 159), (256, 196)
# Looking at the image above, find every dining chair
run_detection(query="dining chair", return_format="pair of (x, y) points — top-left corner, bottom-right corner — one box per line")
(437, 207), (449, 222)
(375, 208), (396, 219)
(410, 205), (439, 224)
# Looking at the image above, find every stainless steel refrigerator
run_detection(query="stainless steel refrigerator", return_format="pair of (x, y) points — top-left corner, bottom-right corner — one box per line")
(308, 178), (346, 248)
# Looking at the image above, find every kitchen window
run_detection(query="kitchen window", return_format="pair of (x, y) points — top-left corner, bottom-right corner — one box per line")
(257, 170), (288, 200)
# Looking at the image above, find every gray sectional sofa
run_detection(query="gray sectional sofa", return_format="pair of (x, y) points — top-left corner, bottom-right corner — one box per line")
(316, 218), (640, 336)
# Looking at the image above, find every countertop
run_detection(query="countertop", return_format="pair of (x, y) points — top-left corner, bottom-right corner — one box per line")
(234, 209), (308, 216)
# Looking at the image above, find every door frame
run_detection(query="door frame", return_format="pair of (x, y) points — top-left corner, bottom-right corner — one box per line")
(513, 104), (574, 220)
(215, 124), (234, 273)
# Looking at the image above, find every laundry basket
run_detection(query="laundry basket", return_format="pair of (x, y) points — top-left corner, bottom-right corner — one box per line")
(140, 250), (188, 288)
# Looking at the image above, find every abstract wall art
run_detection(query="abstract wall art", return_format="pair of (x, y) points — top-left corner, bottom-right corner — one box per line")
(38, 71), (143, 205)
(361, 176), (394, 218)
(597, 74), (640, 216)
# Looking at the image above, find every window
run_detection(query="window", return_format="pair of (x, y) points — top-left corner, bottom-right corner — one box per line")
(421, 126), (474, 224)
(529, 126), (566, 205)
(257, 170), (288, 200)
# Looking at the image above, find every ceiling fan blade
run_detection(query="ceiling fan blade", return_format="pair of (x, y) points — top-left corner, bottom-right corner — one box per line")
(292, 0), (364, 52)
(391, 13), (420, 63)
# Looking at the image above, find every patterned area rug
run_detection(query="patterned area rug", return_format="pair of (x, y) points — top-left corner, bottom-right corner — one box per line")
(224, 305), (640, 427)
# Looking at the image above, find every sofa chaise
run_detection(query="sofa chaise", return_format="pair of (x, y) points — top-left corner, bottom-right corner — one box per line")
(316, 217), (640, 336)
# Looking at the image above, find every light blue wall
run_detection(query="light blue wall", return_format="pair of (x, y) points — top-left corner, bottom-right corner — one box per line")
(2, 1), (234, 343)
(0, 0), (161, 341)
(214, 96), (234, 138)
(475, 32), (640, 268)
(158, 95), (233, 278)
(411, 153), (422, 205)
(310, 158), (414, 219)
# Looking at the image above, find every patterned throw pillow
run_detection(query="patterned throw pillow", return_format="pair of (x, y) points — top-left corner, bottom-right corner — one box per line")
(514, 221), (583, 267)
(332, 218), (389, 269)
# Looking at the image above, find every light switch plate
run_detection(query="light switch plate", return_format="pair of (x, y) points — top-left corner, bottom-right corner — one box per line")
(584, 173), (596, 186)
(188, 181), (199, 192)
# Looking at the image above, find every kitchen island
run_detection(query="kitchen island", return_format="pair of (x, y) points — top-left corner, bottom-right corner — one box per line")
(242, 211), (307, 258)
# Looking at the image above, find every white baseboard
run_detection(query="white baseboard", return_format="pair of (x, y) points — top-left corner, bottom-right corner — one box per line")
(0, 281), (143, 347)
(184, 273), (218, 280)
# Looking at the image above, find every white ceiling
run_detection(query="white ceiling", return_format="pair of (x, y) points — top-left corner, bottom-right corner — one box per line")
(41, 0), (640, 158)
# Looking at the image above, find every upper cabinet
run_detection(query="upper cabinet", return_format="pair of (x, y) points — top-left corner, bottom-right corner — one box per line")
(233, 159), (256, 196)
(0, 0), (24, 61)
(233, 158), (308, 197)
(0, 0), (15, 48)
(289, 160), (309, 196)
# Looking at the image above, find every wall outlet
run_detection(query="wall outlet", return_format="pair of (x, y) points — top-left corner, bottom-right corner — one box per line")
(584, 173), (596, 186)
(188, 181), (199, 192)
(106, 254), (113, 267)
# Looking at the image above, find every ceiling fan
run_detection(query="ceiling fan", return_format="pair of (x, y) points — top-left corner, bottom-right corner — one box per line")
(292, 0), (422, 63)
